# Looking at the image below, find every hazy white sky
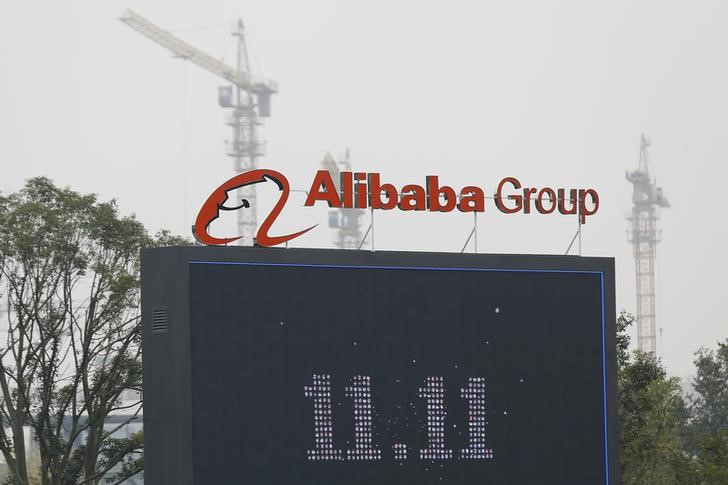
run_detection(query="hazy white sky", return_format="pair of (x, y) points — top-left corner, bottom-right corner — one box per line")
(1, 1), (726, 378)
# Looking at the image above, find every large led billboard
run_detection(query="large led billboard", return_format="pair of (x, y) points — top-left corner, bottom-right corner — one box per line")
(141, 247), (617, 484)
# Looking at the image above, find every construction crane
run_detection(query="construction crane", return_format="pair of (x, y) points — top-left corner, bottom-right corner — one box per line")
(321, 150), (366, 249)
(120, 9), (278, 245)
(626, 134), (669, 354)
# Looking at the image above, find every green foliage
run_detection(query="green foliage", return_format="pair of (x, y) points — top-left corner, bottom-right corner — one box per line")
(615, 311), (633, 369)
(0, 178), (187, 485)
(619, 349), (697, 484)
(675, 339), (728, 482)
(150, 229), (194, 248)
(687, 340), (728, 447)
(99, 430), (143, 484)
(617, 315), (728, 484)
(696, 430), (728, 483)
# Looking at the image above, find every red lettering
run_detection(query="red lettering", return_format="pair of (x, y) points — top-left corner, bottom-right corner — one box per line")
(457, 186), (485, 212)
(535, 188), (556, 214)
(426, 176), (457, 212)
(340, 172), (354, 208)
(522, 187), (537, 214)
(398, 185), (427, 211)
(355, 180), (368, 208)
(304, 170), (341, 207)
(367, 173), (398, 210)
(579, 189), (599, 224)
(495, 177), (522, 214)
(558, 188), (577, 215)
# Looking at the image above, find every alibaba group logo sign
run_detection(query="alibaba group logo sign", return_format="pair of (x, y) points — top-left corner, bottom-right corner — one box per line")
(194, 168), (601, 247)
(193, 169), (316, 247)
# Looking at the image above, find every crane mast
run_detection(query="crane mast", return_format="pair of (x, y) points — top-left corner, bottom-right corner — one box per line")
(626, 134), (669, 354)
(120, 9), (278, 245)
(321, 150), (365, 249)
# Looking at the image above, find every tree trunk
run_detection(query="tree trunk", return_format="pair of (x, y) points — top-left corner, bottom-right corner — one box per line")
(83, 422), (102, 485)
(11, 421), (28, 485)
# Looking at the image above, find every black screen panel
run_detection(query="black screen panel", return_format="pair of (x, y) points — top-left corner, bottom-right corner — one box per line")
(186, 261), (608, 485)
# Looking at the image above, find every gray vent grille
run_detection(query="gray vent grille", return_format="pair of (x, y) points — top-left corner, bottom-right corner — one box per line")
(151, 307), (168, 334)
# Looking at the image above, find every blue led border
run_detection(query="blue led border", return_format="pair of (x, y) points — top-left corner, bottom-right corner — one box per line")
(190, 260), (610, 484)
